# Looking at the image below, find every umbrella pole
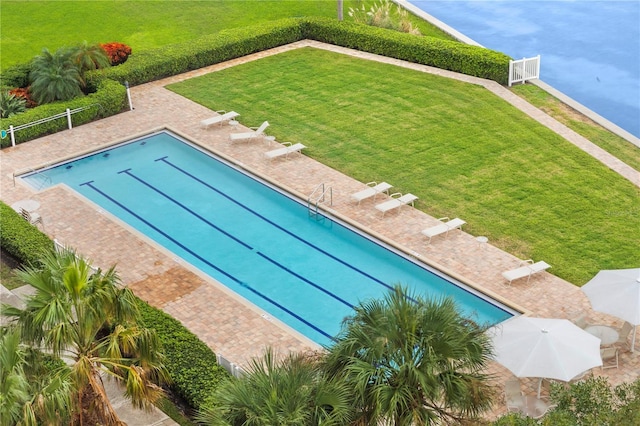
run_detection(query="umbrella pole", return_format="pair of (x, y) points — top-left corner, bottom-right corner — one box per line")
(633, 325), (637, 353)
(538, 378), (543, 398)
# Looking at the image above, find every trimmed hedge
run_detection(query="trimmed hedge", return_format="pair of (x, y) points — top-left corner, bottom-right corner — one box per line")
(1, 17), (510, 146)
(0, 78), (126, 147)
(300, 17), (511, 84)
(136, 300), (229, 411)
(0, 201), (54, 266)
(94, 19), (303, 86)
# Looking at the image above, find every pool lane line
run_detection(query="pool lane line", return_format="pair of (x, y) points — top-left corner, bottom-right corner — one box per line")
(155, 157), (400, 295)
(79, 179), (335, 342)
(118, 169), (252, 250)
(119, 169), (355, 310)
(256, 253), (354, 309)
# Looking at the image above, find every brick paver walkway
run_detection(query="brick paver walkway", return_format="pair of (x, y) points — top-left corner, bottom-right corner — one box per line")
(1, 41), (638, 420)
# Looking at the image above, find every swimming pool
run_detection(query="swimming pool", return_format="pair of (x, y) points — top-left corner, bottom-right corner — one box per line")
(22, 130), (514, 346)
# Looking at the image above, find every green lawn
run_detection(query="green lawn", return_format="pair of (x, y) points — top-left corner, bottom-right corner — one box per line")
(168, 48), (640, 286)
(0, 0), (450, 69)
(511, 84), (640, 172)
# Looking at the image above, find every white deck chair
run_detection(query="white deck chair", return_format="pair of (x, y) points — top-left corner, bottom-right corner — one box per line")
(504, 378), (525, 414)
(502, 260), (551, 285)
(374, 193), (418, 216)
(351, 182), (392, 205)
(229, 121), (269, 143)
(421, 217), (466, 243)
(264, 143), (306, 160)
(200, 110), (239, 128)
(20, 208), (44, 229)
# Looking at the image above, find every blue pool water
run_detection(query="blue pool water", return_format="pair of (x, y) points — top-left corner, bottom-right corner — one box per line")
(22, 131), (514, 346)
(411, 0), (640, 138)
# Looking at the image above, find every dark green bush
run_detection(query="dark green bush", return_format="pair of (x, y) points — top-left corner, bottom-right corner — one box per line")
(0, 78), (126, 147)
(0, 202), (54, 266)
(136, 299), (229, 411)
(300, 17), (510, 84)
(0, 62), (32, 89)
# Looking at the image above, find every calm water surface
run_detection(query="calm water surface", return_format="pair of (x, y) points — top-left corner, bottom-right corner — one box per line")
(411, 0), (640, 138)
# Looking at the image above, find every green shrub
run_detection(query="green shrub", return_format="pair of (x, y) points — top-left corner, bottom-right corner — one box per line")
(0, 202), (54, 267)
(136, 300), (230, 411)
(300, 17), (510, 84)
(0, 62), (32, 89)
(0, 78), (126, 147)
(98, 19), (303, 86)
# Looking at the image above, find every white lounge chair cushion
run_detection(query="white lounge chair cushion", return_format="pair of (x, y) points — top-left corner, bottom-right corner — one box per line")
(421, 217), (466, 240)
(351, 182), (392, 204)
(265, 143), (306, 160)
(502, 260), (551, 283)
(375, 193), (418, 214)
(201, 111), (239, 128)
(230, 121), (269, 141)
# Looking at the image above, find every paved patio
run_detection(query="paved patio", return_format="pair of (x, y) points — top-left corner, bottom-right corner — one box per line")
(1, 41), (638, 420)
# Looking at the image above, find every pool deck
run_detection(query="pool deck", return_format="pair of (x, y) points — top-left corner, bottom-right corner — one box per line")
(1, 40), (638, 419)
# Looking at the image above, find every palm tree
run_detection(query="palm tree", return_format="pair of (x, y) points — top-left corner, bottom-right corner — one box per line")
(29, 47), (83, 104)
(324, 285), (495, 425)
(1, 247), (168, 425)
(198, 348), (353, 426)
(0, 327), (73, 426)
(70, 41), (111, 74)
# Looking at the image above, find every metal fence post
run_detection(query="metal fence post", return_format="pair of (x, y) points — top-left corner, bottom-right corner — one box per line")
(10, 125), (15, 147)
(125, 81), (134, 111)
(66, 108), (72, 129)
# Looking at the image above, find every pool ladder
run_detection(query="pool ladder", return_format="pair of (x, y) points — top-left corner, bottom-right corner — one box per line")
(308, 183), (332, 221)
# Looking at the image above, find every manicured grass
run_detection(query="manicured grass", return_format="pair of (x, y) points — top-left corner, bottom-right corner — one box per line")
(511, 84), (640, 172)
(0, 0), (451, 69)
(168, 48), (640, 286)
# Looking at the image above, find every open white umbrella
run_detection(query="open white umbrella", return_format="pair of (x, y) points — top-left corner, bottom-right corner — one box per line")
(488, 316), (602, 394)
(582, 268), (640, 352)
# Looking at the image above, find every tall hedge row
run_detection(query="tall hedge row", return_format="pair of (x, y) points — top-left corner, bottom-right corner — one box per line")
(95, 19), (304, 86)
(0, 202), (54, 266)
(136, 301), (230, 411)
(300, 17), (511, 84)
(1, 17), (510, 146)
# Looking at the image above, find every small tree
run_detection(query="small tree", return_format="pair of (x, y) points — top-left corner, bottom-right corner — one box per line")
(70, 41), (111, 74)
(2, 246), (169, 425)
(198, 348), (353, 426)
(324, 285), (495, 425)
(0, 328), (73, 426)
(29, 47), (84, 104)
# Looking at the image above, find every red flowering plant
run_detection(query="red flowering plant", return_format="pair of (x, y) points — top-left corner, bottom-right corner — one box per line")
(99, 42), (132, 66)
(9, 87), (37, 108)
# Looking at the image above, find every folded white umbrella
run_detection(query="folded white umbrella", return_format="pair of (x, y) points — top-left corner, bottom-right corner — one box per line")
(582, 268), (640, 352)
(488, 316), (602, 390)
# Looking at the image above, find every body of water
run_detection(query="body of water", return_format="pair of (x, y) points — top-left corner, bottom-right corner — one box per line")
(411, 0), (640, 138)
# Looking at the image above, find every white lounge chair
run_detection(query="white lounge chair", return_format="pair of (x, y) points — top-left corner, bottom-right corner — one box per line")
(229, 121), (269, 143)
(20, 208), (44, 229)
(421, 217), (466, 243)
(504, 378), (525, 414)
(351, 181), (392, 205)
(200, 110), (240, 128)
(502, 260), (551, 285)
(265, 143), (306, 160)
(374, 193), (418, 216)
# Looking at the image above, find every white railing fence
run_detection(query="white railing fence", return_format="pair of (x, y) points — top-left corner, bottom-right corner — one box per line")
(508, 55), (541, 86)
(4, 103), (102, 147)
